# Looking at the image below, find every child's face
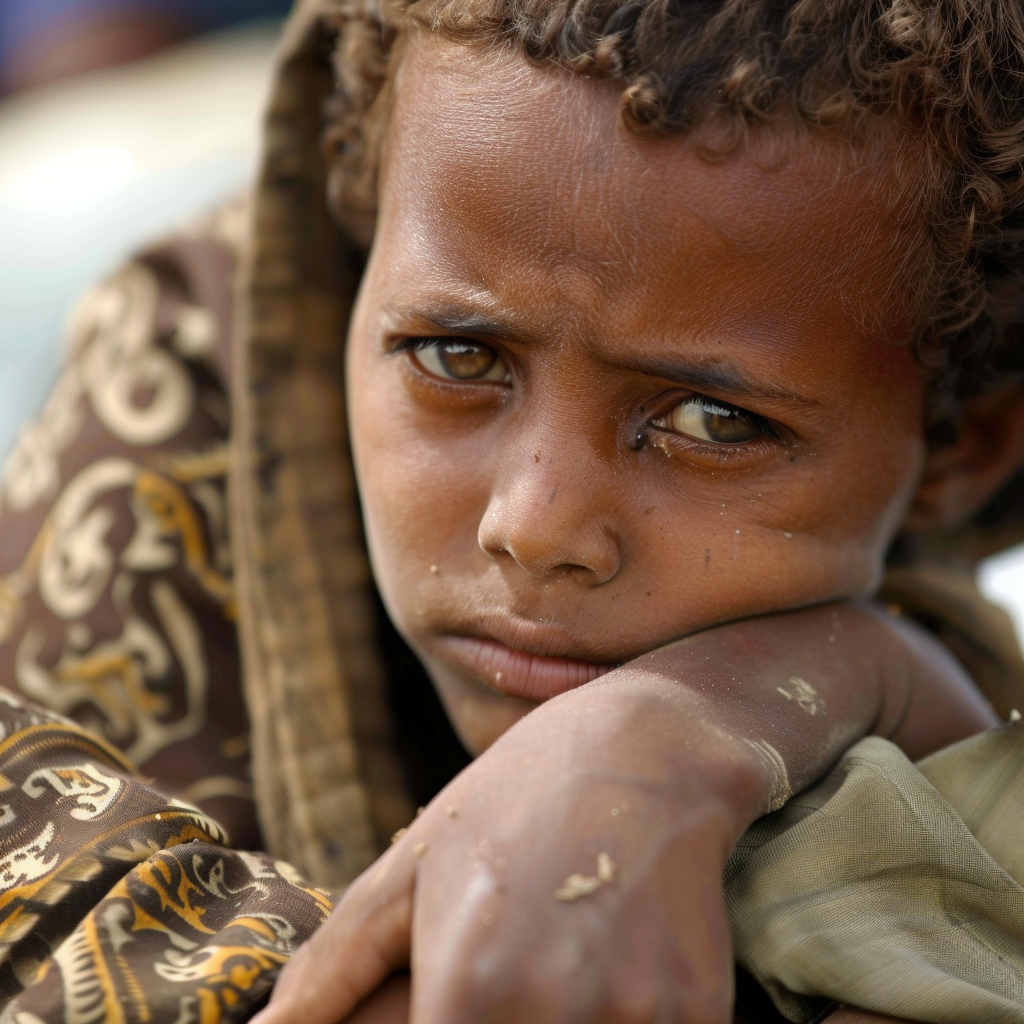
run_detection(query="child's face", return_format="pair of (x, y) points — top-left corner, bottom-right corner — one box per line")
(347, 38), (930, 753)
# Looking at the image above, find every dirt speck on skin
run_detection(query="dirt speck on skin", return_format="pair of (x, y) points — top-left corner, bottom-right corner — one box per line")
(783, 531), (794, 540)
(555, 874), (602, 902)
(1010, 709), (1022, 723)
(391, 828), (408, 844)
(414, 842), (428, 858)
(555, 853), (618, 902)
(446, 805), (458, 818)
(776, 677), (825, 716)
(597, 853), (617, 884)
(430, 565), (439, 575)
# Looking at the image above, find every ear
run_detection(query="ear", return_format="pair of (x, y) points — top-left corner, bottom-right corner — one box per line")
(903, 380), (1024, 534)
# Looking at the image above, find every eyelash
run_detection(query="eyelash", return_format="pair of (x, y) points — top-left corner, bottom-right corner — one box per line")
(393, 336), (784, 465)
(645, 426), (778, 467)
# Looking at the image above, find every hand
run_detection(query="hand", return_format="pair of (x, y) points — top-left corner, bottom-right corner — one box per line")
(255, 672), (751, 1024)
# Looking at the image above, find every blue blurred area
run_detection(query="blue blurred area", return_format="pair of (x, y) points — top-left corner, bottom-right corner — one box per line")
(0, 0), (292, 64)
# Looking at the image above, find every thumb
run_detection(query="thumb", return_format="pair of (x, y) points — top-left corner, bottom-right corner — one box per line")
(253, 846), (415, 1024)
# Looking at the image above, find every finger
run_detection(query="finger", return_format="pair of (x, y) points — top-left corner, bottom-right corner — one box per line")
(252, 847), (415, 1024)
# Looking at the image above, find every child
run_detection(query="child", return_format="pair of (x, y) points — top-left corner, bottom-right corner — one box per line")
(1, 0), (1024, 1021)
(243, 1), (1024, 1020)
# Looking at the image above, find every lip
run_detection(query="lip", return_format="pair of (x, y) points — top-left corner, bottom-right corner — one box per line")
(439, 634), (615, 702)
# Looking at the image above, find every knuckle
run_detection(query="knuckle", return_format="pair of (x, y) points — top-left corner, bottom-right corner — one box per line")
(343, 861), (389, 904)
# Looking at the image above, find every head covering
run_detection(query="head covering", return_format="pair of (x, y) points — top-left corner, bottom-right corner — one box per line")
(231, 0), (414, 889)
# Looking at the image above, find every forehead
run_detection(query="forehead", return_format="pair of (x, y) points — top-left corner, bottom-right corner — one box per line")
(376, 35), (919, 376)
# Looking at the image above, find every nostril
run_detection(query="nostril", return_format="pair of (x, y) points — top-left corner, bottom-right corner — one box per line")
(478, 501), (621, 584)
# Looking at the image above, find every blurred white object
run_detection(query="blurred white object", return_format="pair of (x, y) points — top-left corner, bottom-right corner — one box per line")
(978, 545), (1024, 652)
(7, 145), (137, 213)
(0, 20), (277, 457)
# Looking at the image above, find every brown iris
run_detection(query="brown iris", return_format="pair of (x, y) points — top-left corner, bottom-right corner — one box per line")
(413, 340), (507, 382)
(663, 397), (761, 444)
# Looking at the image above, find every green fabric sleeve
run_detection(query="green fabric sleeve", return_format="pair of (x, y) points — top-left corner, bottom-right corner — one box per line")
(726, 726), (1024, 1023)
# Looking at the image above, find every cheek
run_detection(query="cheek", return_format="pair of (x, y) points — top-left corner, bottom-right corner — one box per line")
(347, 349), (487, 612)
(768, 422), (925, 597)
(768, 344), (928, 587)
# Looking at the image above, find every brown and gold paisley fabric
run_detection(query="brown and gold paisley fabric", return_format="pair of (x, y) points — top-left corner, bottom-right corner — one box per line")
(0, 692), (333, 1024)
(0, 203), (259, 851)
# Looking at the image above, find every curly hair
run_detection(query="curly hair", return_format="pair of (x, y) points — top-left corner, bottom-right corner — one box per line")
(323, 0), (1024, 423)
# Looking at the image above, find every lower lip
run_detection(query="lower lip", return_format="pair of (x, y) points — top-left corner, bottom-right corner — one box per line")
(441, 636), (614, 702)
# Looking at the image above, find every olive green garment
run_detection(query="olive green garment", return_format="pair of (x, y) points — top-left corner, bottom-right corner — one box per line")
(728, 726), (1024, 1023)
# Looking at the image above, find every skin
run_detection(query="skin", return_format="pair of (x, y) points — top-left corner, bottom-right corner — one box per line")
(255, 35), (1002, 1024)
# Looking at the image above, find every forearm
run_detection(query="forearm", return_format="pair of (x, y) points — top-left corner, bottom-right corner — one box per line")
(273, 605), (999, 1024)
(573, 602), (996, 839)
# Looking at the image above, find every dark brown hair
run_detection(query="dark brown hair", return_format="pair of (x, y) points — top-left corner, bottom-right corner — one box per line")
(324, 0), (1024, 419)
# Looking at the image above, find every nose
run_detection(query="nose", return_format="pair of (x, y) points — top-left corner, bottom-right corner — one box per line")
(477, 442), (622, 584)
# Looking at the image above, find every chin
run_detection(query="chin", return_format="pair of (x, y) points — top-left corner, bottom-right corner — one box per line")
(431, 667), (536, 755)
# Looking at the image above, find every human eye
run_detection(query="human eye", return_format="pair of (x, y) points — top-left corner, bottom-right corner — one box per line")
(653, 395), (765, 445)
(402, 338), (509, 383)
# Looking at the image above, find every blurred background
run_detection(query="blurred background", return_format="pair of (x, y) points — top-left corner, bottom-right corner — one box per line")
(0, 0), (286, 453)
(1, 0), (1023, 650)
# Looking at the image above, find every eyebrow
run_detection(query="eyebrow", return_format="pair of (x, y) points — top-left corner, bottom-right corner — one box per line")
(389, 302), (821, 408)
(390, 303), (522, 340)
(625, 357), (821, 407)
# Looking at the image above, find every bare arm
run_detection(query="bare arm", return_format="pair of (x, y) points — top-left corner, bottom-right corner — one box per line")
(257, 601), (994, 1024)
(596, 600), (996, 839)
